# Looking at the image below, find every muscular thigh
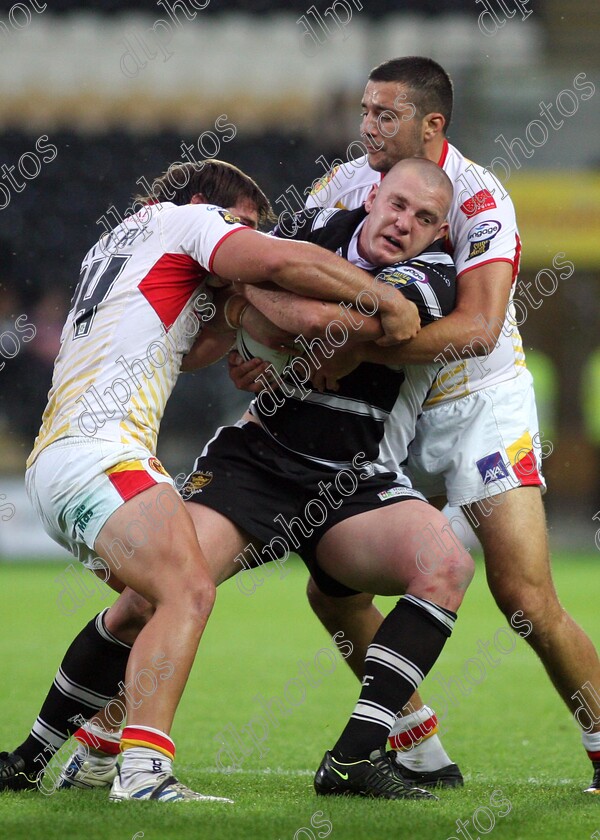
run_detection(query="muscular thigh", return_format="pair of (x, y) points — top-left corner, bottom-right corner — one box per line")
(185, 501), (258, 586)
(315, 499), (466, 597)
(94, 484), (210, 603)
(466, 485), (551, 593)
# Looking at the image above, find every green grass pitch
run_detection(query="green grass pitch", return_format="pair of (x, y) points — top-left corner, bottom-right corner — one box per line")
(1, 553), (599, 839)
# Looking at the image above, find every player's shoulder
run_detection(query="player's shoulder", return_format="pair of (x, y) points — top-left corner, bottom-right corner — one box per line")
(378, 243), (455, 291)
(151, 200), (198, 231)
(306, 155), (379, 209)
(161, 201), (244, 224)
(444, 141), (516, 224)
(409, 243), (455, 273)
(161, 202), (231, 221)
(160, 202), (251, 248)
(274, 206), (354, 241)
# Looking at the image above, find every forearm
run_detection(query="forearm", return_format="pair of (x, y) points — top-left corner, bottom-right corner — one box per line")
(213, 231), (402, 314)
(361, 308), (498, 366)
(181, 329), (234, 370)
(243, 283), (338, 337)
(181, 287), (238, 370)
(272, 246), (403, 324)
(242, 284), (383, 344)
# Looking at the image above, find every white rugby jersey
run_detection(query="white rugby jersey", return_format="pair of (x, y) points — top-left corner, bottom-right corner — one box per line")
(305, 140), (525, 405)
(27, 202), (249, 466)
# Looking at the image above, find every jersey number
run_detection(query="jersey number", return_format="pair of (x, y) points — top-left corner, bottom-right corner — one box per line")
(71, 253), (131, 339)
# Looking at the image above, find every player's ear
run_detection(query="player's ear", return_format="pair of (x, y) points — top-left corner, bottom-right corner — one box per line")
(364, 185), (378, 213)
(422, 112), (445, 142)
(438, 220), (450, 240)
(190, 193), (208, 205)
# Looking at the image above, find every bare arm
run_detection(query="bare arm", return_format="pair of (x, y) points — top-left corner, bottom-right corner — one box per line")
(182, 285), (310, 370)
(241, 283), (384, 344)
(311, 262), (513, 390)
(180, 330), (234, 371)
(211, 229), (419, 344)
(361, 262), (513, 365)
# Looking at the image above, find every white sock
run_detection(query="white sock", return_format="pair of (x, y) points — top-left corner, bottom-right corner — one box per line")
(388, 705), (453, 772)
(120, 747), (173, 787)
(582, 730), (600, 762)
(73, 742), (119, 770)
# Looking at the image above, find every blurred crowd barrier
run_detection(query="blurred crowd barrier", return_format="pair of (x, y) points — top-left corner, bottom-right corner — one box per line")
(0, 9), (542, 135)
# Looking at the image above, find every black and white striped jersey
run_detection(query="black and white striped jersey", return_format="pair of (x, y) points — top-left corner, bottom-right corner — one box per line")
(250, 207), (456, 479)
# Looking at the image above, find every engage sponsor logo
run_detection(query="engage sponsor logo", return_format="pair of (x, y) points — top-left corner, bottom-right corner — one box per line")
(467, 220), (501, 243)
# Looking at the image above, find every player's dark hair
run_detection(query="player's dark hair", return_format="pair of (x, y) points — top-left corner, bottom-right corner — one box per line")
(369, 56), (453, 131)
(133, 159), (274, 225)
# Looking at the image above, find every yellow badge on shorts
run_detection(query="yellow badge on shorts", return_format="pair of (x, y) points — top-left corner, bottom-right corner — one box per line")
(182, 470), (213, 495)
(148, 457), (170, 478)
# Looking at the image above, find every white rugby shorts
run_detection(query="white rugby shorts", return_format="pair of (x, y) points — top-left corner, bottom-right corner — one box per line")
(405, 369), (547, 507)
(25, 437), (174, 571)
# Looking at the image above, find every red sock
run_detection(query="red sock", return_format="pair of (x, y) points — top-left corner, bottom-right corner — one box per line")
(389, 712), (438, 751)
(73, 726), (121, 756)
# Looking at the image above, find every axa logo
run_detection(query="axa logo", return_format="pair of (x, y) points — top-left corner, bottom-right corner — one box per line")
(484, 465), (507, 482)
(476, 451), (509, 484)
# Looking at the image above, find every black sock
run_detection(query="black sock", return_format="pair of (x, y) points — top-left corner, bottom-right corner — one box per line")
(14, 609), (130, 768)
(333, 595), (456, 760)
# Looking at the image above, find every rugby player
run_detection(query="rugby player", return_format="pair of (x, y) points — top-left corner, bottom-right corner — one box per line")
(2, 159), (472, 801)
(293, 56), (600, 793)
(1, 158), (418, 803)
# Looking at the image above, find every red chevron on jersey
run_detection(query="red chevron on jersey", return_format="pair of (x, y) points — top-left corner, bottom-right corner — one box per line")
(139, 253), (206, 330)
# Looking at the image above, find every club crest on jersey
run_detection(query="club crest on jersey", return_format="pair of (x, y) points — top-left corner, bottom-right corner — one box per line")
(459, 189), (497, 218)
(466, 220), (501, 260)
(477, 451), (510, 484)
(148, 457), (170, 478)
(218, 210), (240, 224)
(380, 266), (428, 287)
(182, 470), (213, 496)
(309, 165), (340, 195)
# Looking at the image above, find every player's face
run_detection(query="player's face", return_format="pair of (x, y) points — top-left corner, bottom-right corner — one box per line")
(228, 198), (259, 229)
(360, 170), (449, 265)
(360, 81), (425, 173)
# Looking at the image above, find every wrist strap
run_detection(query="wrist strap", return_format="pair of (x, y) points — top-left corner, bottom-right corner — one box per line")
(224, 295), (249, 331)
